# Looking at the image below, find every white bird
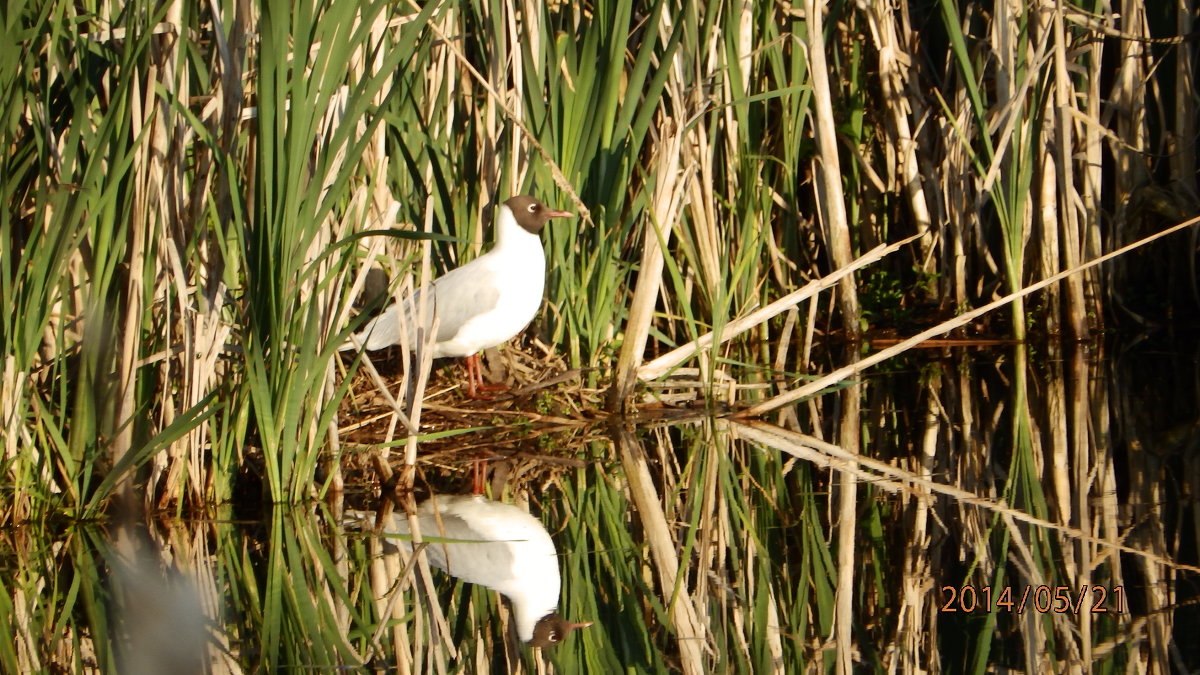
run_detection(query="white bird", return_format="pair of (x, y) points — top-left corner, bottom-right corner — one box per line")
(347, 494), (591, 647)
(343, 195), (572, 397)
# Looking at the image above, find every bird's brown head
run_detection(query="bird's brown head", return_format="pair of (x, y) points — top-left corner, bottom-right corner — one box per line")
(504, 195), (573, 234)
(528, 613), (593, 648)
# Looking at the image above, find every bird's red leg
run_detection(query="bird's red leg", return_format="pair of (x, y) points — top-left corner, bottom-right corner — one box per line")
(463, 354), (480, 398)
(462, 353), (508, 399)
(472, 456), (486, 495)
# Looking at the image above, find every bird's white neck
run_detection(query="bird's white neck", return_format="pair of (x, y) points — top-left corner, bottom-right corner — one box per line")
(491, 204), (544, 256)
(513, 588), (560, 642)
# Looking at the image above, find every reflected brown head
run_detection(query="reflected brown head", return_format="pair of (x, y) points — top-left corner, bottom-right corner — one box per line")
(504, 195), (573, 234)
(528, 613), (593, 648)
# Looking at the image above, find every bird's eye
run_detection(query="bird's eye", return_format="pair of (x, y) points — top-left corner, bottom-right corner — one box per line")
(550, 632), (561, 642)
(528, 204), (538, 213)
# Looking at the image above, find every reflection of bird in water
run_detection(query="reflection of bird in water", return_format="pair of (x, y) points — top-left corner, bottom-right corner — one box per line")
(347, 494), (591, 647)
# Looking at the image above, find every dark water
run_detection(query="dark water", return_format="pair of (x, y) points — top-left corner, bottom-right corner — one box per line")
(3, 336), (1198, 673)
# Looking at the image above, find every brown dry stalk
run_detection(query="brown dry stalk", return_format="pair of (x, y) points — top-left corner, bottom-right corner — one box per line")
(609, 123), (689, 407)
(804, 0), (859, 338)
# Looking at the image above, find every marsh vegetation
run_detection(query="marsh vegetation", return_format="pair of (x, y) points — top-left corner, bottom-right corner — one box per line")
(2, 0), (1198, 672)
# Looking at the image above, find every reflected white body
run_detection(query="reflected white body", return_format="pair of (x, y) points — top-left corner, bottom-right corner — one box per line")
(348, 494), (561, 642)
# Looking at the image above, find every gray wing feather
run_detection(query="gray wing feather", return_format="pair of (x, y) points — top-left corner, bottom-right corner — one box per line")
(429, 266), (502, 343)
(343, 266), (502, 351)
(343, 287), (432, 351)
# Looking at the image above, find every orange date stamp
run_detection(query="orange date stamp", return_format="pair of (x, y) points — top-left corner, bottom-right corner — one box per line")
(939, 585), (1126, 614)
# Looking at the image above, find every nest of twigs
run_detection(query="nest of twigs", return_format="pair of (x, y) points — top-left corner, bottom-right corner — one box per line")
(336, 341), (608, 502)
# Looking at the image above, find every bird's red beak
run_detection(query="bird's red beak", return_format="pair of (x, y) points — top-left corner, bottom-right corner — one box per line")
(545, 208), (573, 219)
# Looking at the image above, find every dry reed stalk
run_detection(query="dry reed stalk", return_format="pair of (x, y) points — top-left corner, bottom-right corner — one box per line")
(937, 103), (974, 308)
(354, 6), (458, 477)
(0, 358), (26, 494)
(338, 14), (407, 479)
(1038, 103), (1064, 336)
(1113, 0), (1149, 201)
(1045, 348), (1071, 525)
(770, 307), (797, 402)
(832, 404), (859, 675)
(341, 210), (418, 451)
(691, 420), (721, 637)
(1030, 349), (1084, 659)
(864, 0), (936, 270)
(321, 194), (371, 500)
(10, 540), (41, 671)
(306, 88), (354, 501)
(740, 216), (1200, 418)
(497, 0), (519, 205)
(1125, 440), (1173, 673)
(479, 1), (501, 211)
(803, 0), (859, 334)
(406, 503), (461, 665)
(331, 513), (354, 661)
(959, 365), (1002, 573)
(609, 122), (687, 407)
(124, 4), (188, 507)
(1079, 9), (1106, 324)
(823, 31), (865, 645)
(1049, 6), (1088, 339)
(368, 521), (457, 670)
(172, 0), (243, 508)
(117, 76), (152, 505)
(398, 197), (442, 480)
(1172, 3), (1197, 206)
(684, 9), (723, 315)
(761, 573), (785, 673)
(364, 533), (400, 665)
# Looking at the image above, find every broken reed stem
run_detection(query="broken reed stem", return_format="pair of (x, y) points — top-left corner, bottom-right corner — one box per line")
(739, 216), (1200, 418)
(638, 235), (919, 381)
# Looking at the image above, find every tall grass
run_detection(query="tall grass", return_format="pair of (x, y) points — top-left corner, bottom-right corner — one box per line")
(5, 0), (1195, 511)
